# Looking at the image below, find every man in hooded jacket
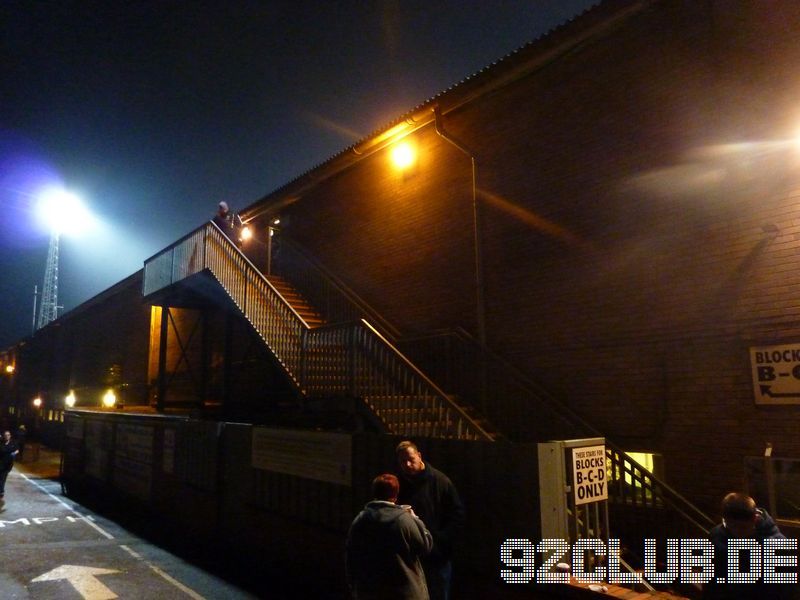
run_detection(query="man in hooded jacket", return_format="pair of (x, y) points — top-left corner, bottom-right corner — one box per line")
(347, 473), (433, 600)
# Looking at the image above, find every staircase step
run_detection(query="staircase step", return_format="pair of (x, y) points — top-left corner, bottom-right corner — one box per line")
(262, 276), (326, 328)
(205, 242), (497, 441)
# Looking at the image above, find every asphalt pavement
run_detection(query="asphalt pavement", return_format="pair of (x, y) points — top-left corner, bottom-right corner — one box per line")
(3, 445), (656, 600)
(1, 444), (261, 599)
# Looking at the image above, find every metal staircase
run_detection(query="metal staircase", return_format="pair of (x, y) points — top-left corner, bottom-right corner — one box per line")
(265, 275), (326, 328)
(143, 222), (714, 546)
(142, 222), (496, 440)
(268, 233), (716, 544)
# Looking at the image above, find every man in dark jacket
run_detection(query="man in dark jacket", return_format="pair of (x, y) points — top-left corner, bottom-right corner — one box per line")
(396, 441), (465, 600)
(703, 492), (795, 600)
(347, 473), (433, 599)
(212, 201), (243, 245)
(0, 430), (19, 499)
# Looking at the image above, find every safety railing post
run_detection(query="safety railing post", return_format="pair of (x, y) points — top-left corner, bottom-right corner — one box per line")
(170, 247), (176, 286)
(300, 327), (308, 392)
(349, 325), (357, 397)
(243, 259), (248, 316)
(203, 224), (208, 269)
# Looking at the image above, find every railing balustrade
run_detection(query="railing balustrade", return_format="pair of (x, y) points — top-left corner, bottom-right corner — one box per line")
(273, 235), (402, 338)
(144, 223), (713, 532)
(745, 455), (800, 524)
(606, 446), (715, 538)
(143, 222), (492, 440)
(400, 327), (715, 538)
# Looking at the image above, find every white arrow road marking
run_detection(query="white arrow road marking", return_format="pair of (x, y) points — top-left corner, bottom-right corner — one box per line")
(18, 474), (205, 599)
(31, 564), (121, 600)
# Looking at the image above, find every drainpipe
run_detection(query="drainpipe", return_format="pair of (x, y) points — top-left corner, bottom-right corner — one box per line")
(433, 105), (487, 348)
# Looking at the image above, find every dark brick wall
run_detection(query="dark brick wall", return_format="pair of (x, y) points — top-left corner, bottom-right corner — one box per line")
(63, 275), (151, 403)
(3, 273), (151, 412)
(275, 1), (800, 511)
(285, 131), (478, 337)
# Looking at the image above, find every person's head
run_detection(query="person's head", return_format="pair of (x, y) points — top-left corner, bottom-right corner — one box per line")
(2, 431), (10, 443)
(721, 492), (758, 537)
(372, 473), (400, 502)
(396, 440), (425, 477)
(218, 201), (229, 216)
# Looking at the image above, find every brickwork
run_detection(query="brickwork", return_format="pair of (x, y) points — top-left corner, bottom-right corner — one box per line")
(271, 1), (800, 511)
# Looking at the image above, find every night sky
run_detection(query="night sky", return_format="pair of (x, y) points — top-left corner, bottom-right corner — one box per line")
(1, 1), (597, 347)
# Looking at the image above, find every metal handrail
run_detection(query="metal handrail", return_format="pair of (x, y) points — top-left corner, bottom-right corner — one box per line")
(359, 319), (494, 440)
(401, 326), (714, 534)
(145, 222), (311, 327)
(606, 447), (714, 535)
(274, 234), (403, 339)
(142, 222), (492, 440)
(262, 235), (712, 526)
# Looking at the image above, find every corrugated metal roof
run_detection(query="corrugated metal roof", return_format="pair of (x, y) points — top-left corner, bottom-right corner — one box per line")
(243, 0), (646, 217)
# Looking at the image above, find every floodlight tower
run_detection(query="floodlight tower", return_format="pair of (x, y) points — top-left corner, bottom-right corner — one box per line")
(34, 188), (89, 330)
(37, 231), (60, 329)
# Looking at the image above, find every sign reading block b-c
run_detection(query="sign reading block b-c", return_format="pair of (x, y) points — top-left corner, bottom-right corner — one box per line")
(750, 344), (800, 405)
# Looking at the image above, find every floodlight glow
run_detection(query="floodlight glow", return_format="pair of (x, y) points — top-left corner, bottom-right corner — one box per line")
(391, 142), (416, 169)
(241, 226), (253, 241)
(102, 389), (116, 408)
(33, 397), (42, 408)
(36, 187), (92, 236)
(4, 365), (14, 374)
(65, 391), (76, 408)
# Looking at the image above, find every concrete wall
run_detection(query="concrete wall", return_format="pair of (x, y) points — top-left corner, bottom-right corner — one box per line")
(61, 410), (540, 596)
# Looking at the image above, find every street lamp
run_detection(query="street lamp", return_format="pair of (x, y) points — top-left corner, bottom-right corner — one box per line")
(65, 391), (76, 408)
(102, 389), (116, 408)
(32, 397), (42, 409)
(391, 141), (416, 170)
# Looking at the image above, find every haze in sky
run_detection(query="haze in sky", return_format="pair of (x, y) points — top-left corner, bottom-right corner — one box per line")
(0, 1), (598, 347)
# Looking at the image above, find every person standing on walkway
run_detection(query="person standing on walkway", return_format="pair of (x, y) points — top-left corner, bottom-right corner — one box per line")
(346, 473), (433, 600)
(395, 441), (465, 600)
(212, 201), (243, 245)
(0, 430), (19, 499)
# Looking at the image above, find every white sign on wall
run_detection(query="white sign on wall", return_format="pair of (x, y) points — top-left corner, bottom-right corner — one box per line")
(750, 344), (800, 405)
(115, 424), (154, 464)
(252, 427), (352, 486)
(571, 445), (607, 506)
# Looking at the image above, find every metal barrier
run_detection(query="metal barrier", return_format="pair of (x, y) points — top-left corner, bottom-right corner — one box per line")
(745, 455), (800, 523)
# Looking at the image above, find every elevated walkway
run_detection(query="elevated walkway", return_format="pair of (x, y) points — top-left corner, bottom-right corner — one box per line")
(143, 222), (495, 440)
(142, 222), (715, 592)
